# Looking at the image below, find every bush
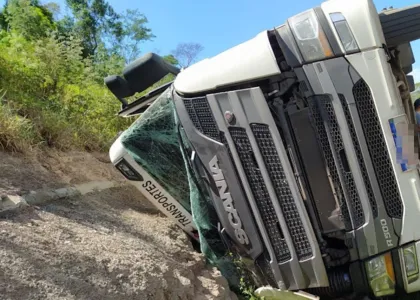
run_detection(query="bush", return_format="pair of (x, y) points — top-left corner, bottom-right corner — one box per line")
(0, 102), (39, 152)
(0, 31), (132, 152)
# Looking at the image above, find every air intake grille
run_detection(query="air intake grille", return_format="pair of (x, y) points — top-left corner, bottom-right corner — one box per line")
(219, 132), (232, 157)
(222, 132), (278, 286)
(308, 98), (352, 230)
(339, 95), (378, 218)
(255, 251), (278, 288)
(319, 97), (365, 228)
(220, 131), (250, 205)
(251, 124), (312, 261)
(229, 126), (291, 263)
(352, 80), (403, 219)
(183, 98), (220, 142)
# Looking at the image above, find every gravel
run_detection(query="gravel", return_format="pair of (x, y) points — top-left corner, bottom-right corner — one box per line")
(0, 151), (237, 300)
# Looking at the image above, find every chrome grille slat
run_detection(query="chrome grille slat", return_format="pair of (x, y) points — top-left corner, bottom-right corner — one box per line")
(308, 98), (352, 230)
(352, 80), (403, 219)
(251, 124), (312, 261)
(339, 94), (378, 218)
(319, 96), (365, 228)
(229, 126), (291, 263)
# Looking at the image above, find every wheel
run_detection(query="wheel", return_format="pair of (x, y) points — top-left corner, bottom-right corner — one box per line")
(383, 291), (420, 299)
(189, 236), (201, 253)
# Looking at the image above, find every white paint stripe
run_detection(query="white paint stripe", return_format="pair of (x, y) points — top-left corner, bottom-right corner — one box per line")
(75, 181), (121, 195)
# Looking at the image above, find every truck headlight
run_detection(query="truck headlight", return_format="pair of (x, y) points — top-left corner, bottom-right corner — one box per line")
(366, 253), (396, 297)
(329, 13), (359, 53)
(288, 9), (333, 62)
(403, 245), (419, 282)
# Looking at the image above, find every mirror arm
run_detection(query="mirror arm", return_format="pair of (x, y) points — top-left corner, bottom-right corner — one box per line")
(118, 97), (128, 108)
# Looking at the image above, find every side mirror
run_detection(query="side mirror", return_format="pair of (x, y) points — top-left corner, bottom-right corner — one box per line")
(104, 75), (131, 107)
(105, 53), (180, 108)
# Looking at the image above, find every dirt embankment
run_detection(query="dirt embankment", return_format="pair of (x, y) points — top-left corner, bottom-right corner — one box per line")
(0, 151), (237, 300)
(0, 150), (124, 196)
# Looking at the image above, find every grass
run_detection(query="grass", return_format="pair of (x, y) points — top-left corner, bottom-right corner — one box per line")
(239, 277), (261, 300)
(0, 101), (39, 152)
(0, 33), (133, 153)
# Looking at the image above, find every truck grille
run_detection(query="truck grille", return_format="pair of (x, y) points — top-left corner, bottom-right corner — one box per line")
(229, 126), (291, 263)
(352, 80), (403, 219)
(220, 132), (233, 158)
(339, 95), (378, 218)
(251, 124), (312, 261)
(319, 97), (365, 229)
(308, 98), (352, 230)
(255, 251), (278, 288)
(183, 98), (220, 142)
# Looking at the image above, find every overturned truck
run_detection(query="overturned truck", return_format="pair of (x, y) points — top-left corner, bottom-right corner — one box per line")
(106, 0), (420, 298)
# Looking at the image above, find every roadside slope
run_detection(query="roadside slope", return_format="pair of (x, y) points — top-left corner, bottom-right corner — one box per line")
(0, 151), (236, 300)
(0, 150), (124, 196)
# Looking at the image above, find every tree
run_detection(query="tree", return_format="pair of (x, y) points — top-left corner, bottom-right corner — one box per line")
(65, 0), (122, 57)
(56, 15), (75, 38)
(1, 0), (154, 62)
(112, 9), (154, 63)
(171, 42), (204, 68)
(0, 1), (9, 31)
(162, 54), (178, 66)
(64, 1), (154, 60)
(43, 2), (60, 19)
(2, 0), (56, 39)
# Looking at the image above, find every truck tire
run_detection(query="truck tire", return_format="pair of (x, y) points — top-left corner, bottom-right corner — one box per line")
(383, 292), (420, 299)
(380, 5), (420, 46)
(189, 236), (201, 253)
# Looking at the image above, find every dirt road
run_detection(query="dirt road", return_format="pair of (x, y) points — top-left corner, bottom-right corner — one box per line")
(0, 151), (236, 300)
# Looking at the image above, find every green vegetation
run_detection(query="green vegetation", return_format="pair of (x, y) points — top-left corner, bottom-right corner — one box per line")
(0, 31), (127, 152)
(239, 277), (260, 300)
(0, 0), (202, 153)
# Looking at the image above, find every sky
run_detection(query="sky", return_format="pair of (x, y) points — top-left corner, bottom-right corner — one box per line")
(3, 0), (420, 80)
(76, 0), (420, 81)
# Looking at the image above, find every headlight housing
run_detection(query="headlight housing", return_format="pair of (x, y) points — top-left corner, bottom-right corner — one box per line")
(115, 159), (143, 181)
(329, 13), (359, 53)
(403, 244), (419, 283)
(366, 253), (396, 297)
(288, 9), (333, 62)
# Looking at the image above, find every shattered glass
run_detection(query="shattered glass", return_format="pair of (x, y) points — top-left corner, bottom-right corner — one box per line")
(120, 89), (191, 213)
(120, 87), (264, 294)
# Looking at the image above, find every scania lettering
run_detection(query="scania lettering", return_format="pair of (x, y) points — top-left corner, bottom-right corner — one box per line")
(209, 155), (250, 245)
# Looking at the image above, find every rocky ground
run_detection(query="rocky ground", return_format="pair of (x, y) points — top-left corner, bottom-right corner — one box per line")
(0, 151), (237, 300)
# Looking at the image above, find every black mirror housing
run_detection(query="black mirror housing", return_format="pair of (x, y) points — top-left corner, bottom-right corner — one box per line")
(105, 53), (180, 108)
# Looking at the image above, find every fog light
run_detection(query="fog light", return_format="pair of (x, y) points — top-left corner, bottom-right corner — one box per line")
(115, 159), (143, 181)
(366, 253), (395, 297)
(403, 245), (419, 282)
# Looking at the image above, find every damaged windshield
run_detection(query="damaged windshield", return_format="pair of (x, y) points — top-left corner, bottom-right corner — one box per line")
(120, 87), (263, 293)
(120, 88), (192, 213)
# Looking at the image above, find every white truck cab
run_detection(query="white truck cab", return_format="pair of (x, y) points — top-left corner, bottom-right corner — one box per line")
(107, 0), (420, 298)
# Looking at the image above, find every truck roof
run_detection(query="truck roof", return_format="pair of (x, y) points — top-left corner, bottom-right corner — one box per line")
(174, 31), (281, 95)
